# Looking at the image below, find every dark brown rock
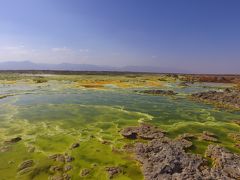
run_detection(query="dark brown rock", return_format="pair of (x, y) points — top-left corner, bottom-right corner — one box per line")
(18, 160), (34, 171)
(101, 140), (111, 145)
(65, 155), (74, 162)
(105, 167), (122, 179)
(235, 143), (240, 149)
(4, 136), (22, 144)
(120, 127), (138, 139)
(196, 75), (237, 83)
(121, 124), (165, 140)
(49, 166), (63, 173)
(70, 143), (79, 149)
(136, 89), (177, 96)
(80, 168), (90, 177)
(191, 90), (240, 109)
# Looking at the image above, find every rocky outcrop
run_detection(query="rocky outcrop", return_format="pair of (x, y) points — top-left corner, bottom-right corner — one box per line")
(135, 138), (210, 180)
(121, 124), (165, 140)
(49, 166), (63, 173)
(17, 160), (34, 175)
(49, 153), (74, 163)
(101, 140), (111, 145)
(105, 167), (122, 179)
(1, 137), (22, 153)
(4, 136), (22, 144)
(80, 168), (90, 177)
(48, 153), (72, 179)
(63, 165), (72, 172)
(121, 125), (240, 180)
(177, 133), (196, 141)
(196, 75), (239, 83)
(18, 160), (34, 171)
(135, 90), (177, 96)
(206, 145), (240, 179)
(191, 89), (240, 109)
(49, 173), (71, 180)
(199, 131), (218, 142)
(70, 143), (79, 149)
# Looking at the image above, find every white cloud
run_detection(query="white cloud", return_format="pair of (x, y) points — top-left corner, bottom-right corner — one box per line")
(51, 47), (72, 52)
(0, 45), (89, 64)
(79, 49), (89, 52)
(2, 46), (24, 50)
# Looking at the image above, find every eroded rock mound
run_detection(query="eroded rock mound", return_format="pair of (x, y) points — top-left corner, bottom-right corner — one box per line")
(48, 153), (72, 179)
(80, 168), (90, 177)
(191, 89), (240, 109)
(18, 160), (34, 171)
(49, 173), (71, 180)
(49, 153), (74, 163)
(17, 160), (34, 175)
(121, 124), (165, 140)
(199, 131), (218, 142)
(206, 145), (240, 179)
(135, 139), (210, 180)
(70, 143), (79, 149)
(4, 136), (22, 144)
(177, 133), (196, 141)
(197, 75), (238, 83)
(105, 167), (122, 179)
(121, 125), (240, 180)
(135, 89), (177, 96)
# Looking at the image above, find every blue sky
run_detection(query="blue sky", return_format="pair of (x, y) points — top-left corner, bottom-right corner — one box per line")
(0, 0), (239, 73)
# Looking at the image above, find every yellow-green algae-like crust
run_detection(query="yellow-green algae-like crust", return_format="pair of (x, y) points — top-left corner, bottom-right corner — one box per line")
(0, 73), (240, 179)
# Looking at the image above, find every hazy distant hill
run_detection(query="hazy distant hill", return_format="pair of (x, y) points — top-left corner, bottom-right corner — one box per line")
(0, 61), (188, 73)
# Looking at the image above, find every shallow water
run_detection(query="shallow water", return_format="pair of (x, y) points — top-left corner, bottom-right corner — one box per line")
(0, 77), (240, 179)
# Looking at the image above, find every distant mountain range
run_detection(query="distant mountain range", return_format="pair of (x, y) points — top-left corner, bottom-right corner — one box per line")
(0, 61), (189, 73)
